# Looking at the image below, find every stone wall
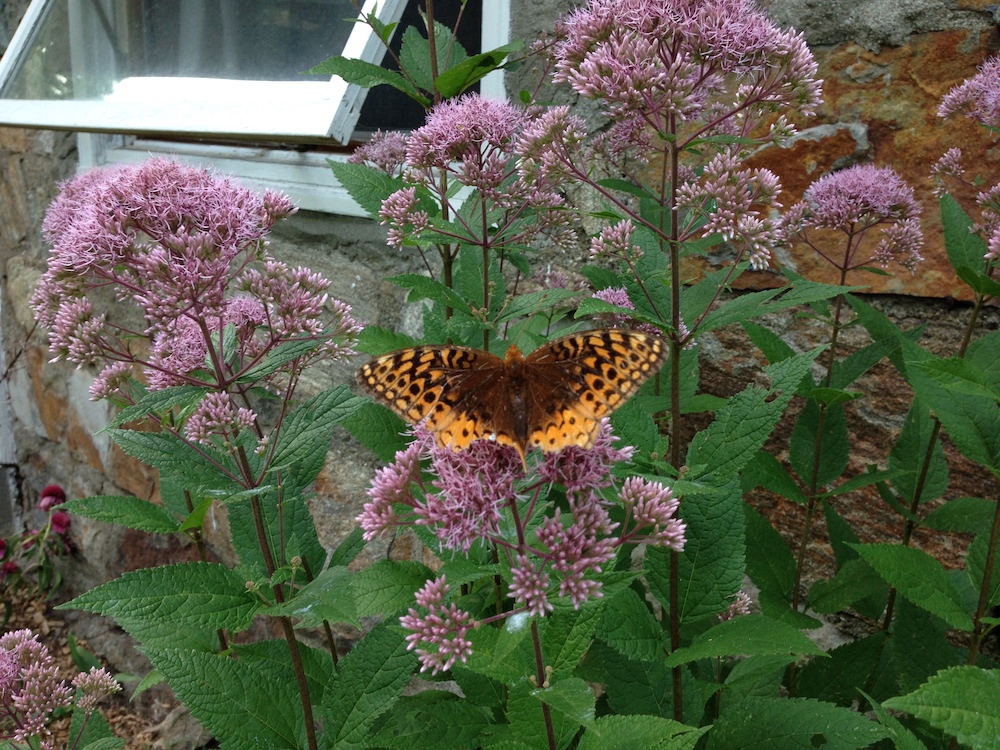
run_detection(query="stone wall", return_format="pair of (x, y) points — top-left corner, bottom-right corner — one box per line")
(1, 0), (999, 712)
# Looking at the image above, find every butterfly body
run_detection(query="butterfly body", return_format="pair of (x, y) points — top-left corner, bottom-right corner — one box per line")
(357, 329), (666, 463)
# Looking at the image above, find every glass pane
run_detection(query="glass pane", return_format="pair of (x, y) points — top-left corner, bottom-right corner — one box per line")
(3, 0), (357, 101)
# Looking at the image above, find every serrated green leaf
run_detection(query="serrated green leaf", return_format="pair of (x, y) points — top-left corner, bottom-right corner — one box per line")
(61, 562), (259, 632)
(107, 429), (235, 490)
(331, 526), (366, 568)
(494, 288), (579, 324)
(578, 715), (707, 750)
(743, 503), (796, 599)
(269, 385), (359, 489)
(884, 666), (1000, 750)
(148, 646), (303, 749)
(323, 621), (418, 749)
(796, 633), (888, 706)
(371, 692), (496, 749)
(542, 600), (604, 675)
(107, 385), (208, 428)
(807, 557), (887, 616)
(924, 496), (995, 532)
(941, 193), (989, 273)
(532, 677), (596, 727)
(741, 450), (808, 505)
(268, 566), (358, 628)
(861, 691), (927, 750)
(390, 273), (474, 314)
(789, 401), (849, 488)
(228, 487), (326, 579)
(852, 543), (974, 631)
(399, 21), (466, 93)
(724, 654), (797, 699)
(435, 42), (521, 98)
(700, 282), (854, 334)
(340, 399), (409, 462)
(464, 617), (535, 683)
(357, 326), (417, 356)
(967, 530), (1000, 608)
(309, 55), (421, 99)
(688, 348), (821, 482)
(665, 615), (823, 666)
(648, 479), (745, 623)
(61, 495), (180, 533)
(328, 159), (409, 217)
(707, 696), (887, 749)
(351, 560), (434, 617)
(596, 587), (662, 662)
(236, 338), (321, 383)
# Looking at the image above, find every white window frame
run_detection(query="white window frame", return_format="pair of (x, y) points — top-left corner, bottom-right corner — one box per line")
(1, 0), (510, 214)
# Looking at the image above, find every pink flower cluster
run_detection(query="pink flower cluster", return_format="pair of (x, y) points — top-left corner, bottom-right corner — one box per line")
(360, 422), (685, 674)
(782, 164), (924, 273)
(31, 159), (361, 447)
(365, 93), (576, 254)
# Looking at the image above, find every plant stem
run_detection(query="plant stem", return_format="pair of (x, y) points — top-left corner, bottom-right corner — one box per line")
(530, 619), (557, 750)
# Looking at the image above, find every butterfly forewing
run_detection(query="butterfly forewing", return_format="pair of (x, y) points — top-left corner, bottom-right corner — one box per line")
(523, 330), (667, 451)
(356, 345), (520, 452)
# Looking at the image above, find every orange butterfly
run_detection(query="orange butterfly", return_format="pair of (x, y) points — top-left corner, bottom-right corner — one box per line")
(356, 329), (666, 465)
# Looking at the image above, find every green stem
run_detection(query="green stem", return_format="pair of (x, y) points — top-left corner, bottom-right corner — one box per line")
(530, 619), (557, 750)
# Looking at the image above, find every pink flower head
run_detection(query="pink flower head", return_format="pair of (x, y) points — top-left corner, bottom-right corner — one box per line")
(938, 55), (1000, 127)
(356, 431), (429, 541)
(0, 630), (73, 744)
(509, 555), (554, 617)
(619, 476), (686, 550)
(784, 164), (924, 273)
(38, 485), (65, 512)
(71, 667), (121, 713)
(184, 391), (256, 446)
(349, 130), (410, 175)
(399, 576), (476, 674)
(537, 419), (634, 492)
(50, 511), (71, 537)
(418, 439), (523, 552)
(552, 0), (821, 125)
(719, 590), (753, 621)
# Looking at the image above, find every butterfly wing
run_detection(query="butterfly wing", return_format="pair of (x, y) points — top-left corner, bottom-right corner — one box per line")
(356, 345), (522, 453)
(523, 329), (667, 452)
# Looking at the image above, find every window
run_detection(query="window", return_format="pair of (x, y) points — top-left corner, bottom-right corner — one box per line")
(0, 0), (509, 212)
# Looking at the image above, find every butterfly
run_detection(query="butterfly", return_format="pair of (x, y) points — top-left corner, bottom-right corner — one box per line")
(356, 328), (667, 464)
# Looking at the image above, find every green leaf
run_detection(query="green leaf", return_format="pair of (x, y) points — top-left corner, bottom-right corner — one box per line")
(542, 600), (604, 676)
(270, 385), (360, 489)
(807, 558), (887, 616)
(309, 55), (422, 100)
(795, 633), (888, 706)
(268, 566), (358, 628)
(941, 193), (989, 274)
(435, 42), (521, 98)
(340, 400), (409, 462)
(358, 326), (416, 356)
(323, 621), (418, 749)
(665, 615), (823, 666)
(531, 676), (596, 728)
(688, 348), (821, 482)
(888, 399), (948, 506)
(789, 401), (849, 488)
(228, 487), (326, 578)
(331, 526), (366, 568)
(741, 450), (808, 505)
(967, 530), (1000, 608)
(62, 562), (259, 633)
(648, 480), (745, 623)
(236, 338), (321, 383)
(886, 598), (964, 695)
(494, 288), (579, 324)
(724, 654), (798, 699)
(463, 617), (535, 683)
(400, 22), (467, 93)
(60, 495), (180, 533)
(852, 543), (974, 631)
(596, 588), (662, 662)
(578, 715), (707, 750)
(884, 666), (1000, 750)
(700, 282), (854, 334)
(107, 385), (207, 428)
(743, 504), (796, 599)
(148, 646), (304, 749)
(371, 692), (496, 749)
(107, 429), (234, 490)
(328, 160), (407, 218)
(707, 696), (887, 749)
(390, 273), (474, 314)
(924, 496), (996, 532)
(861, 691), (928, 750)
(352, 560), (434, 617)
